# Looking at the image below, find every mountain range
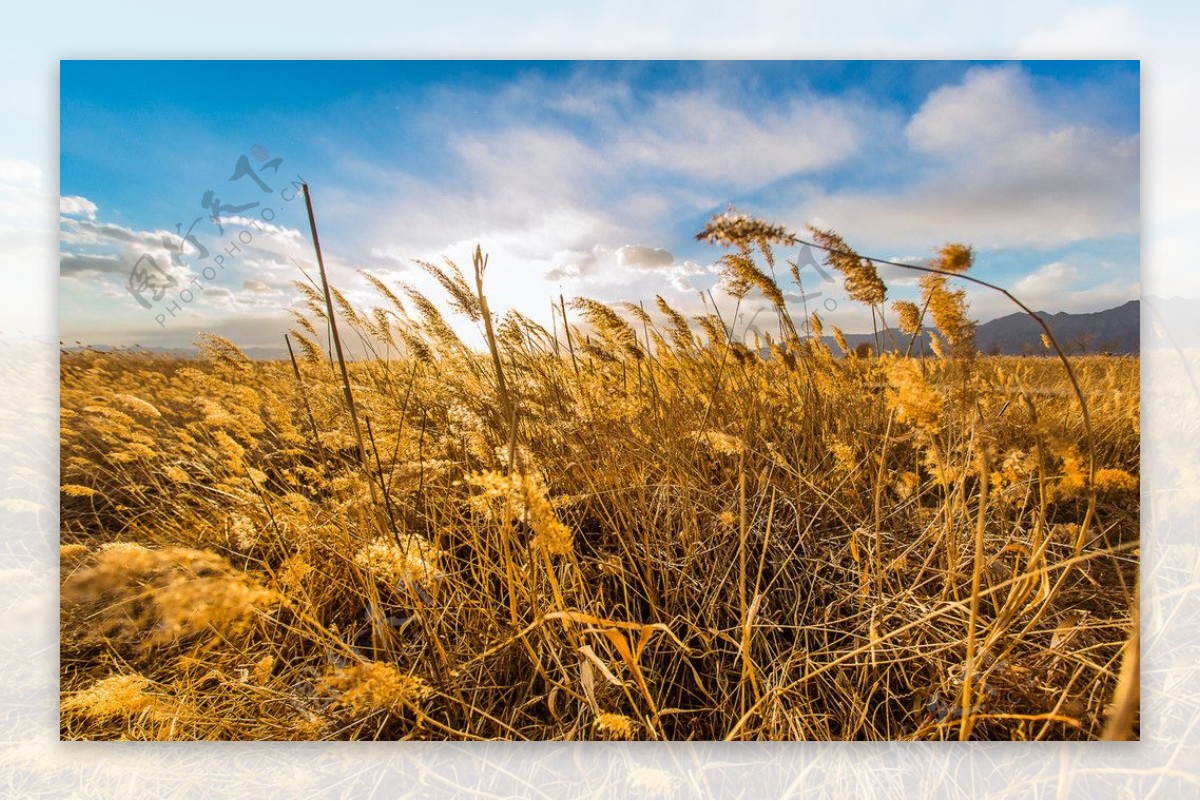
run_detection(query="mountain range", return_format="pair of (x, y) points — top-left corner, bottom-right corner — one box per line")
(830, 299), (1142, 356)
(61, 298), (1194, 360)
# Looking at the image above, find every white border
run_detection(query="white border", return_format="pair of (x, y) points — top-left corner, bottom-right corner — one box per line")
(2, 2), (1195, 797)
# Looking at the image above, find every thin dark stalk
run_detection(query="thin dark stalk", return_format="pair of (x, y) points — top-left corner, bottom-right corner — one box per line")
(301, 185), (376, 513)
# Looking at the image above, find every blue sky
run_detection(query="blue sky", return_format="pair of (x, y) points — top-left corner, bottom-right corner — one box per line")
(58, 59), (1140, 350)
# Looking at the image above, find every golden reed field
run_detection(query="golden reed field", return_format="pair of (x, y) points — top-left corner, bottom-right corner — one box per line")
(59, 214), (1139, 741)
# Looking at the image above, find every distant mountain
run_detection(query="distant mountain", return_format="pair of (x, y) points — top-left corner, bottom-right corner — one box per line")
(64, 298), (1200, 361)
(59, 344), (195, 357)
(60, 343), (289, 360)
(975, 299), (1139, 355)
(827, 300), (1141, 356)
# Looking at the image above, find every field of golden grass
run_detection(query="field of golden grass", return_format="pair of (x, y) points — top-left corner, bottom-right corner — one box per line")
(59, 216), (1138, 741)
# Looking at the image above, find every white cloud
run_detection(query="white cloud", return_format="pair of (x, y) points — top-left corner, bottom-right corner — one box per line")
(873, 260), (925, 288)
(219, 215), (306, 244)
(356, 64), (1136, 343)
(359, 125), (632, 289)
(60, 217), (164, 250)
(358, 75), (873, 331)
(242, 279), (278, 295)
(622, 90), (863, 188)
(355, 84), (856, 336)
(665, 260), (709, 292)
(616, 245), (673, 270)
(905, 66), (1042, 156)
(59, 195), (97, 220)
(454, 127), (597, 200)
(1013, 260), (1076, 299)
(59, 200), (315, 343)
(965, 259), (1138, 320)
(355, 145), (639, 334)
(60, 251), (125, 276)
(796, 65), (1139, 251)
(544, 244), (614, 282)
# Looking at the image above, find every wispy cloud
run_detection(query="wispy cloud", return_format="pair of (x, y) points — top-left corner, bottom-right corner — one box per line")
(620, 89), (863, 187)
(797, 66), (1138, 251)
(59, 251), (125, 276)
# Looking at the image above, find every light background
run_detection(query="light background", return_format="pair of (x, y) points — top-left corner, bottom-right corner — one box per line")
(2, 1), (1197, 798)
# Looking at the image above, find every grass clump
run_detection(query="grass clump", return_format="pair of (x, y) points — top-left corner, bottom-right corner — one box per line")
(59, 213), (1138, 741)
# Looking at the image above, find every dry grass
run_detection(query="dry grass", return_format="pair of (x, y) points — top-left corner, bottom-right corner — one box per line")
(59, 214), (1138, 741)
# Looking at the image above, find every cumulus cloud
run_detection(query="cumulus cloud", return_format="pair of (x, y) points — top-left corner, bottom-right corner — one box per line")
(544, 244), (612, 282)
(1013, 260), (1077, 299)
(1012, 260), (1136, 313)
(542, 243), (696, 295)
(905, 67), (1043, 156)
(965, 259), (1138, 321)
(60, 195), (97, 220)
(664, 260), (709, 292)
(796, 65), (1139, 251)
(616, 245), (673, 270)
